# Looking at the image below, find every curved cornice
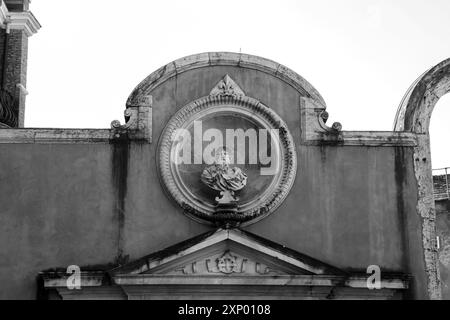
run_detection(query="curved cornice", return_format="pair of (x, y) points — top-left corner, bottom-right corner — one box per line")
(126, 52), (326, 108)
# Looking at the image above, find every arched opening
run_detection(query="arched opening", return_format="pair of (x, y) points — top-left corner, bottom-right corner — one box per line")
(430, 94), (450, 169)
(394, 58), (450, 300)
(430, 94), (450, 299)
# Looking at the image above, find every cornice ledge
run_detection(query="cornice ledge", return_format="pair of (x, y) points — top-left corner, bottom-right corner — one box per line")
(0, 128), (111, 144)
(0, 96), (152, 144)
(6, 10), (41, 37)
(339, 131), (417, 147)
(0, 1), (8, 27)
(40, 271), (107, 288)
(300, 97), (417, 147)
(111, 274), (408, 290)
(127, 52), (326, 108)
(302, 129), (417, 147)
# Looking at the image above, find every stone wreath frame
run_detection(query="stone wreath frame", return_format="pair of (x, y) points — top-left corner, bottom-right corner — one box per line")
(157, 88), (297, 227)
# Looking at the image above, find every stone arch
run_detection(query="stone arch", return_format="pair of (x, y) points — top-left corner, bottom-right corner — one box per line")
(126, 52), (326, 109)
(394, 58), (450, 300)
(394, 58), (450, 133)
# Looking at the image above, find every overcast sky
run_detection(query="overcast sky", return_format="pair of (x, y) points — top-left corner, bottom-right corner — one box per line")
(25, 0), (450, 168)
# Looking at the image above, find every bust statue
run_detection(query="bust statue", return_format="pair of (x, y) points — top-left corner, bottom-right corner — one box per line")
(201, 147), (247, 206)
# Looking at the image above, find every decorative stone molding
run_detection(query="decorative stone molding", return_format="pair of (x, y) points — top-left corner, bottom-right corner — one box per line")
(111, 95), (152, 142)
(5, 10), (41, 37)
(40, 228), (410, 299)
(128, 52), (415, 148)
(104, 228), (349, 277)
(300, 97), (342, 144)
(172, 250), (282, 276)
(394, 58), (450, 133)
(41, 271), (106, 288)
(211, 250), (242, 274)
(301, 97), (417, 146)
(209, 74), (245, 97)
(0, 128), (111, 143)
(0, 1), (41, 35)
(45, 272), (408, 300)
(0, 1), (8, 27)
(157, 75), (297, 227)
(126, 52), (326, 108)
(0, 93), (152, 143)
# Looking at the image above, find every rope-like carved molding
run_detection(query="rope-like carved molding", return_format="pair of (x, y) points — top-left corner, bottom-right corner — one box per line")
(158, 83), (297, 227)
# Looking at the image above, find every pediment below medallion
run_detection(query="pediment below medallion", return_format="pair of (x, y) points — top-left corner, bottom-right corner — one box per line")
(41, 228), (410, 300)
(110, 229), (346, 278)
(151, 249), (293, 276)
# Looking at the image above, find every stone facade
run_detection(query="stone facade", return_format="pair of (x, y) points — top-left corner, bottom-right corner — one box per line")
(0, 51), (439, 300)
(0, 2), (450, 300)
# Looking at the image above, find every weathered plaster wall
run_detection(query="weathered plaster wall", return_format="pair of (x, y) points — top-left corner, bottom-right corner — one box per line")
(0, 143), (207, 299)
(249, 146), (416, 270)
(0, 63), (422, 299)
(435, 201), (450, 299)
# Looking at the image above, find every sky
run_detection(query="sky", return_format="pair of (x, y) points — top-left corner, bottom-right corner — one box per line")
(25, 0), (450, 168)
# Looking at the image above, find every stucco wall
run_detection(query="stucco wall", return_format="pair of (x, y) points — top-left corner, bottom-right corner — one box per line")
(0, 64), (422, 299)
(436, 201), (450, 299)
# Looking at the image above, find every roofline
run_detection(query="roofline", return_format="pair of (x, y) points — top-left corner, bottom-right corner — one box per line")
(126, 52), (327, 108)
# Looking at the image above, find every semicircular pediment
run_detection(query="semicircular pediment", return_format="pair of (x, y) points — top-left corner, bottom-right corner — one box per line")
(126, 52), (326, 109)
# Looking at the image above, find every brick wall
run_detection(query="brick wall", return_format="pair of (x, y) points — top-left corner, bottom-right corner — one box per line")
(4, 29), (28, 127)
(0, 1), (30, 127)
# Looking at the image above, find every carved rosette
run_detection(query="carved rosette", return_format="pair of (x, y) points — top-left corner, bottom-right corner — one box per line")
(157, 75), (297, 227)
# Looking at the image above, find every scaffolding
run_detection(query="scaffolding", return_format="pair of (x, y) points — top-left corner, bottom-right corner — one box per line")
(433, 167), (450, 200)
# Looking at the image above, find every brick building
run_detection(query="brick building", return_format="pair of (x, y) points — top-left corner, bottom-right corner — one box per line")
(0, 0), (39, 128)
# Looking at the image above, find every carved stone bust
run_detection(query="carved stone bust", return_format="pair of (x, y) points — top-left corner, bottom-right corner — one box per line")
(201, 147), (247, 206)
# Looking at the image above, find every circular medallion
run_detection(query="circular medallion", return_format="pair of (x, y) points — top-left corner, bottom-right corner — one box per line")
(157, 77), (297, 227)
